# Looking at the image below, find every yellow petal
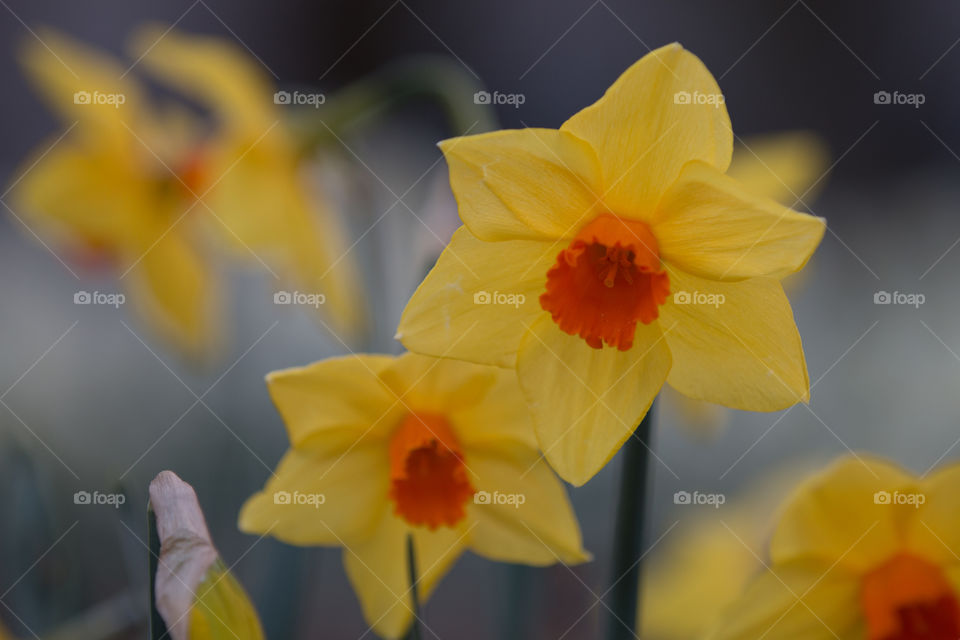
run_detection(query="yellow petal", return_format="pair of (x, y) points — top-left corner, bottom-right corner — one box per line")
(129, 25), (272, 133)
(709, 560), (862, 640)
(770, 455), (916, 572)
(20, 29), (142, 148)
(465, 441), (588, 565)
(516, 314), (671, 486)
(266, 355), (402, 451)
(378, 352), (499, 417)
(343, 511), (467, 640)
(238, 444), (389, 545)
(188, 560), (265, 640)
(125, 231), (217, 357)
(396, 227), (555, 368)
(727, 131), (830, 206)
(561, 43), (732, 215)
(653, 161), (825, 281)
(906, 462), (960, 564)
(449, 366), (537, 450)
(661, 270), (810, 411)
(439, 128), (602, 241)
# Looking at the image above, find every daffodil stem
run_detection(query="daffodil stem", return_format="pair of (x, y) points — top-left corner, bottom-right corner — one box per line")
(606, 404), (654, 640)
(405, 534), (423, 640)
(147, 506), (169, 640)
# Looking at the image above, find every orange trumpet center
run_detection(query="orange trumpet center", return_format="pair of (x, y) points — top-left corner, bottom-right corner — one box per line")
(540, 213), (669, 351)
(388, 412), (474, 530)
(861, 554), (960, 640)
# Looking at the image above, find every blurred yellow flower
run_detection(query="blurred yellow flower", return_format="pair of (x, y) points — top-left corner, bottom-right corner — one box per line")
(712, 455), (960, 640)
(397, 43), (825, 485)
(238, 352), (587, 639)
(11, 28), (363, 354)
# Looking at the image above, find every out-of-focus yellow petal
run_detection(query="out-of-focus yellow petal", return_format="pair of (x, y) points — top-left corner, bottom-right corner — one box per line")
(516, 314), (671, 486)
(449, 366), (537, 450)
(343, 512), (467, 640)
(653, 161), (825, 281)
(10, 141), (151, 249)
(129, 25), (272, 134)
(561, 43), (732, 215)
(20, 29), (142, 149)
(151, 472), (264, 640)
(266, 355), (401, 451)
(396, 227), (555, 368)
(188, 560), (265, 640)
(770, 455), (915, 572)
(378, 352), (499, 417)
(439, 128), (602, 241)
(238, 443), (389, 545)
(661, 270), (810, 411)
(126, 230), (217, 357)
(906, 464), (960, 564)
(709, 560), (862, 640)
(727, 131), (830, 206)
(465, 441), (588, 565)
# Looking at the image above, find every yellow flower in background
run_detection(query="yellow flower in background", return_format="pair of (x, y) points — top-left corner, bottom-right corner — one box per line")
(238, 352), (587, 639)
(640, 461), (819, 640)
(712, 455), (960, 640)
(10, 28), (363, 355)
(397, 43), (825, 485)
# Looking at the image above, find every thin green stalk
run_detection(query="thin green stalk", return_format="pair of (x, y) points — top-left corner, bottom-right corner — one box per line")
(404, 534), (423, 640)
(147, 506), (168, 640)
(605, 405), (655, 640)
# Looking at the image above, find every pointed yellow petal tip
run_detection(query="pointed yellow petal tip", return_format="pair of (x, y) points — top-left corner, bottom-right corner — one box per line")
(393, 330), (403, 341)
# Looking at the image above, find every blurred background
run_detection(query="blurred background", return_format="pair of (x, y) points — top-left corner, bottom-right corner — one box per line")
(1, 0), (959, 638)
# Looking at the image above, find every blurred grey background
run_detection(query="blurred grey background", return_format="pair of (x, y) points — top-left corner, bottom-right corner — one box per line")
(1, 0), (960, 638)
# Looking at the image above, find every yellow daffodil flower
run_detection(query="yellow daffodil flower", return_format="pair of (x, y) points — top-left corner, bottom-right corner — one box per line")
(712, 455), (960, 640)
(396, 43), (826, 485)
(11, 28), (362, 354)
(238, 352), (588, 639)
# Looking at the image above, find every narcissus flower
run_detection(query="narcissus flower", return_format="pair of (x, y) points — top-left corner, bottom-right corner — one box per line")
(397, 43), (825, 485)
(11, 28), (362, 354)
(712, 455), (960, 640)
(238, 353), (587, 639)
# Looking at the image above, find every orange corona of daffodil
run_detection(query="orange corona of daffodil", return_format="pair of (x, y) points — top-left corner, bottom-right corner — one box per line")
(397, 43), (826, 485)
(238, 352), (588, 639)
(11, 28), (362, 354)
(712, 455), (960, 640)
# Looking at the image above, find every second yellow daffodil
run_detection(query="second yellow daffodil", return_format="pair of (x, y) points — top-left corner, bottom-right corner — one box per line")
(397, 43), (825, 485)
(239, 352), (587, 639)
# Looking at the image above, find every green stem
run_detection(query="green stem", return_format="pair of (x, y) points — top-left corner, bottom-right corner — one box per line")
(606, 405), (655, 640)
(147, 506), (168, 640)
(291, 55), (498, 153)
(404, 534), (423, 640)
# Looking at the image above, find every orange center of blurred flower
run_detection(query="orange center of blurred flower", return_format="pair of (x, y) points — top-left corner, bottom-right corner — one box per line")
(176, 146), (210, 197)
(388, 412), (474, 530)
(861, 553), (960, 640)
(540, 213), (669, 351)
